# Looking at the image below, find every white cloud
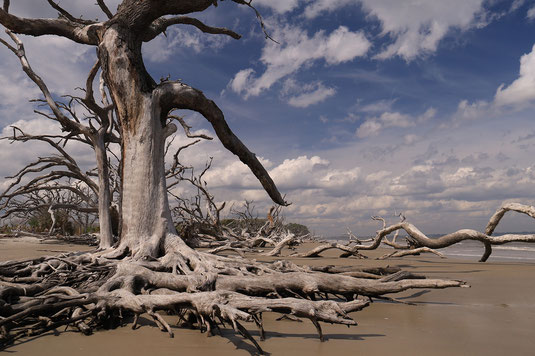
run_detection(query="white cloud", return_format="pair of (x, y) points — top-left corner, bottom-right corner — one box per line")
(510, 0), (525, 13)
(0, 118), (95, 181)
(527, 5), (535, 20)
(303, 0), (354, 18)
(357, 98), (397, 113)
(356, 119), (383, 138)
(0, 71), (39, 124)
(287, 86), (335, 107)
(356, 109), (434, 138)
(494, 44), (535, 107)
(404, 134), (419, 145)
(229, 24), (370, 98)
(304, 0), (486, 60)
(0, 34), (93, 94)
(419, 108), (437, 122)
(254, 0), (301, 14)
(284, 81), (336, 108)
(269, 155), (330, 189)
(229, 69), (255, 95)
(454, 99), (491, 122)
(143, 27), (231, 63)
(0, 31), (95, 133)
(454, 44), (535, 124)
(6, 0), (121, 20)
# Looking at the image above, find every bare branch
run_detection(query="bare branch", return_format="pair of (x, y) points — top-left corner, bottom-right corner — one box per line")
(46, 0), (93, 25)
(231, 0), (278, 43)
(96, 0), (114, 19)
(144, 16), (241, 42)
(1, 31), (90, 135)
(379, 247), (446, 260)
(485, 202), (535, 235)
(168, 115), (213, 140)
(156, 81), (288, 206)
(0, 9), (100, 45)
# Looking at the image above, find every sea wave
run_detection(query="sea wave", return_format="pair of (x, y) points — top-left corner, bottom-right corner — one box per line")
(493, 245), (535, 252)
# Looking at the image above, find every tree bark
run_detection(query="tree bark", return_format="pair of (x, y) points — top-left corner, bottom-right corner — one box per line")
(98, 25), (175, 258)
(94, 134), (114, 249)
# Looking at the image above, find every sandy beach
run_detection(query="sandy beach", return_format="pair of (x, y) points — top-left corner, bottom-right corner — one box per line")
(1, 238), (534, 356)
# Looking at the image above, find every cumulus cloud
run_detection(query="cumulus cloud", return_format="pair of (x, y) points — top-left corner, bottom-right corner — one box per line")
(356, 119), (384, 138)
(304, 0), (486, 60)
(201, 154), (363, 197)
(229, 69), (255, 95)
(229, 24), (370, 98)
(356, 108), (435, 138)
(454, 44), (535, 122)
(0, 35), (93, 94)
(453, 99), (491, 122)
(494, 44), (535, 107)
(269, 156), (330, 189)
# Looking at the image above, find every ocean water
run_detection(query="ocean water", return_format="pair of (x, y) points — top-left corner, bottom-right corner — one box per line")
(441, 240), (535, 262)
(326, 235), (535, 262)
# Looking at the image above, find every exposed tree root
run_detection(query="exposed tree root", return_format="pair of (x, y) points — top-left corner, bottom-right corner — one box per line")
(0, 242), (468, 354)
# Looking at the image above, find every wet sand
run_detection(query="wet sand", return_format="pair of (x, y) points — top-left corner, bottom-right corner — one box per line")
(1, 238), (534, 355)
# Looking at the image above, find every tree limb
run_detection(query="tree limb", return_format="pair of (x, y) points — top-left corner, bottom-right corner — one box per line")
(144, 16), (241, 42)
(156, 81), (288, 206)
(0, 31), (90, 135)
(485, 202), (535, 235)
(46, 0), (94, 25)
(96, 0), (114, 20)
(0, 10), (100, 45)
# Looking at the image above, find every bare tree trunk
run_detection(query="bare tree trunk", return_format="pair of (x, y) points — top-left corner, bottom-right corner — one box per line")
(118, 96), (176, 257)
(94, 135), (114, 249)
(47, 204), (56, 235)
(99, 26), (176, 258)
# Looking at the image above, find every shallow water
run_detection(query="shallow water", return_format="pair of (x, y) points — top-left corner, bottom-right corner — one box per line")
(327, 235), (535, 261)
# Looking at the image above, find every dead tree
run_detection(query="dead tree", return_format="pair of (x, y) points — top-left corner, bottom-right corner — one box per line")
(0, 2), (468, 353)
(167, 141), (306, 251)
(0, 31), (121, 249)
(0, 127), (101, 228)
(327, 204), (535, 262)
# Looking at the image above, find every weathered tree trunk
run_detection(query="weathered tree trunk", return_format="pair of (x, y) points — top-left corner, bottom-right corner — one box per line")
(94, 134), (114, 249)
(99, 26), (176, 258)
(118, 96), (177, 257)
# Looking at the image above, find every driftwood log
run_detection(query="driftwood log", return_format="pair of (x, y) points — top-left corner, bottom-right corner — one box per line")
(292, 202), (535, 262)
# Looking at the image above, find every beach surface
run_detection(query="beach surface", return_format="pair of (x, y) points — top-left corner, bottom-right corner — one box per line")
(1, 237), (534, 356)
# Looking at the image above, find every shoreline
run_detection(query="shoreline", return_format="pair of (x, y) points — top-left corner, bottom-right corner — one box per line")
(1, 238), (534, 355)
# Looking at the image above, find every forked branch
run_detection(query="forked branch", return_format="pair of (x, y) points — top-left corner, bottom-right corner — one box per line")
(156, 81), (288, 206)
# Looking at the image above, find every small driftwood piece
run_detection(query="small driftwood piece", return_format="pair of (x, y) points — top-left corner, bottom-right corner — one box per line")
(378, 247), (445, 260)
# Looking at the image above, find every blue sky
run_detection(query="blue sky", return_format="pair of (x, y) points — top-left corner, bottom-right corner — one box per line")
(1, 0), (535, 236)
